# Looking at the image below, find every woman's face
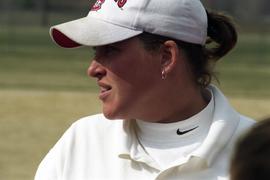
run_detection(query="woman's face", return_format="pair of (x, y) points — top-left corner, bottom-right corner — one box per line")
(88, 37), (163, 120)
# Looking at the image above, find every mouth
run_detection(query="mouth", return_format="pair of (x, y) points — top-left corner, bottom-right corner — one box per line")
(98, 82), (112, 100)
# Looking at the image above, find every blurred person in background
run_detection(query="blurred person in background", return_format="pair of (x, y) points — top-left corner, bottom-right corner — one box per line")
(35, 0), (255, 179)
(230, 117), (270, 180)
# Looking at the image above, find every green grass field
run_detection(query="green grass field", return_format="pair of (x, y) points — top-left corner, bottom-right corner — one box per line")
(0, 26), (270, 180)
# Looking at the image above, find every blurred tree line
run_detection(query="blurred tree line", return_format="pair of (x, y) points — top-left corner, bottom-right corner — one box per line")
(0, 0), (269, 31)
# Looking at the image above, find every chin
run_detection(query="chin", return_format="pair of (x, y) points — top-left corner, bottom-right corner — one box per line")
(102, 102), (132, 120)
(102, 107), (122, 120)
(103, 108), (131, 120)
(103, 113), (118, 120)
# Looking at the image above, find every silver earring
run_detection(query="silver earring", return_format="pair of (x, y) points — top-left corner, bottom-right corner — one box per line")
(161, 70), (166, 80)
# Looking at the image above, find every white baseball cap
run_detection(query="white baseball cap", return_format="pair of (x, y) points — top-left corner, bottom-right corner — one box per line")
(50, 0), (207, 48)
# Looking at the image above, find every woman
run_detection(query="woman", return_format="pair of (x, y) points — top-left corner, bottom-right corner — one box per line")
(35, 0), (255, 179)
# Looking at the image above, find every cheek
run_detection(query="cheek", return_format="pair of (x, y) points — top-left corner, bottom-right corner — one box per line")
(111, 54), (160, 84)
(112, 67), (158, 95)
(107, 50), (162, 100)
(112, 70), (159, 106)
(103, 63), (161, 119)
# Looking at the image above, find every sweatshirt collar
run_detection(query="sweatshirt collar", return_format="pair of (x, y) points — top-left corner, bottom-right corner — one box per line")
(117, 85), (240, 169)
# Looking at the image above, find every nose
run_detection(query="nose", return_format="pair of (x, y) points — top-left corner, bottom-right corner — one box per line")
(87, 60), (106, 80)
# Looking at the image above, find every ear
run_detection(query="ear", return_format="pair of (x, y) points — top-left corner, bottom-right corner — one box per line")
(160, 40), (180, 75)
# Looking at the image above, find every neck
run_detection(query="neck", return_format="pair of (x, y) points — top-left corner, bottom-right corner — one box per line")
(161, 88), (208, 123)
(140, 85), (209, 124)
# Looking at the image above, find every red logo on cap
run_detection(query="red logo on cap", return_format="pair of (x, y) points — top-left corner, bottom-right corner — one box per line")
(91, 0), (105, 11)
(114, 0), (127, 8)
(91, 0), (127, 11)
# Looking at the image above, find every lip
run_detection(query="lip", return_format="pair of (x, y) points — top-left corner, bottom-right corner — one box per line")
(98, 82), (112, 100)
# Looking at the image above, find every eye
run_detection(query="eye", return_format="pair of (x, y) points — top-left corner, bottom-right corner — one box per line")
(103, 45), (120, 56)
(93, 45), (120, 59)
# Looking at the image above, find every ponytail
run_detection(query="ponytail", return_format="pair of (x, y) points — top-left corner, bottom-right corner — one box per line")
(205, 10), (238, 60)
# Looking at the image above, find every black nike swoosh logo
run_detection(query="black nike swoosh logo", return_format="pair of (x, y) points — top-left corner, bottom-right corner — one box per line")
(176, 126), (199, 135)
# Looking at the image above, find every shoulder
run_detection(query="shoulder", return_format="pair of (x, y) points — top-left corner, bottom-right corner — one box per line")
(238, 115), (256, 127)
(66, 113), (125, 137)
(234, 115), (256, 137)
(40, 114), (125, 164)
(35, 114), (125, 179)
(72, 113), (115, 128)
(209, 85), (256, 133)
(224, 114), (255, 154)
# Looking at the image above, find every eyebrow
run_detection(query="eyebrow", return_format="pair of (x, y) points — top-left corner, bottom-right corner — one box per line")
(92, 45), (112, 50)
(93, 39), (130, 50)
